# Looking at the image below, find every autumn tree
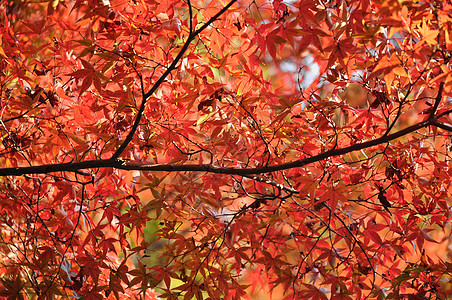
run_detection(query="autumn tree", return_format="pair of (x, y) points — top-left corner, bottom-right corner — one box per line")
(1, 0), (452, 298)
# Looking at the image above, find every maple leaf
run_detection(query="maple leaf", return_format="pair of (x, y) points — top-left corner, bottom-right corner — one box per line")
(417, 18), (438, 46)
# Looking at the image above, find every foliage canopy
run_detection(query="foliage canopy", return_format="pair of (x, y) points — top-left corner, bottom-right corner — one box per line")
(1, 0), (452, 298)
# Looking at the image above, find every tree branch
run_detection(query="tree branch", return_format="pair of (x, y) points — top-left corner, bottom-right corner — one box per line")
(428, 81), (445, 119)
(432, 120), (452, 132)
(0, 116), (443, 177)
(111, 0), (237, 160)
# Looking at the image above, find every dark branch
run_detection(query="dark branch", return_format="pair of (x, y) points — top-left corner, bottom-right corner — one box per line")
(432, 120), (452, 132)
(0, 116), (442, 177)
(428, 81), (444, 119)
(111, 0), (237, 160)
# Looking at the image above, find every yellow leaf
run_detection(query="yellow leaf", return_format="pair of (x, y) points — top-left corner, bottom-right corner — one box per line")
(196, 111), (215, 126)
(418, 18), (438, 46)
